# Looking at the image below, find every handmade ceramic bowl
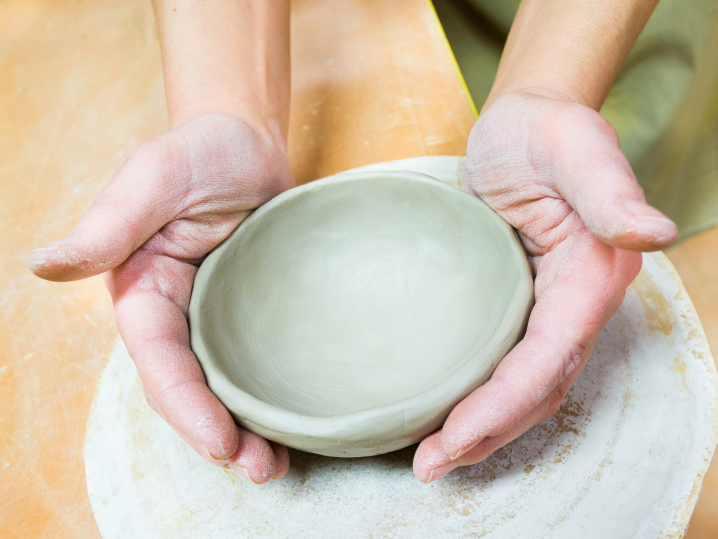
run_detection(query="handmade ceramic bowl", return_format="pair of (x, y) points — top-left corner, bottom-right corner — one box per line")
(189, 170), (533, 457)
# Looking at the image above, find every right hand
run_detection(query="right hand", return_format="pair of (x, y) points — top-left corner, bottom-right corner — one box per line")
(28, 113), (295, 483)
(413, 93), (676, 483)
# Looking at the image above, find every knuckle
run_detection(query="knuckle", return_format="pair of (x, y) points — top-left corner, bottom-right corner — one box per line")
(556, 338), (588, 381)
(156, 378), (194, 406)
(562, 349), (584, 379)
(143, 387), (162, 415)
(531, 328), (588, 384)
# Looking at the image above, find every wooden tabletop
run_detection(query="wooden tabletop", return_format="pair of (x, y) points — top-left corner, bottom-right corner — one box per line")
(0, 0), (474, 536)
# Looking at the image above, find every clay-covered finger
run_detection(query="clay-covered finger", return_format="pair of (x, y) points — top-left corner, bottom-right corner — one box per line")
(415, 381), (573, 483)
(413, 430), (457, 483)
(453, 386), (568, 468)
(227, 429), (278, 484)
(270, 442), (290, 480)
(440, 234), (641, 461)
(108, 250), (240, 463)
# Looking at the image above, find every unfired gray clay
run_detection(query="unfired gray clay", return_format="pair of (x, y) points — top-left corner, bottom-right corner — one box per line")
(189, 171), (533, 457)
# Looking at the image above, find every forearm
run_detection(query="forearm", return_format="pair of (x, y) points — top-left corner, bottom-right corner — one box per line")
(152, 0), (291, 136)
(484, 0), (659, 112)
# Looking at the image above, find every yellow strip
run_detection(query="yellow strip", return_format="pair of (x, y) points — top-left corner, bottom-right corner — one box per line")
(425, 0), (479, 119)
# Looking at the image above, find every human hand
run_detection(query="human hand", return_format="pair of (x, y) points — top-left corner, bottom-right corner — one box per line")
(28, 113), (295, 483)
(413, 93), (677, 482)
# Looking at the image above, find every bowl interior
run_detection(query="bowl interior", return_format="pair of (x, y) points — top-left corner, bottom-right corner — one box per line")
(193, 173), (527, 417)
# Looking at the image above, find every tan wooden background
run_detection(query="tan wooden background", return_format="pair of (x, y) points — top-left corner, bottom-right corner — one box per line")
(0, 0), (716, 537)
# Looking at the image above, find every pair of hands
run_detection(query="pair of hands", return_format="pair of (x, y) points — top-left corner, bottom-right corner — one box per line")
(28, 93), (676, 484)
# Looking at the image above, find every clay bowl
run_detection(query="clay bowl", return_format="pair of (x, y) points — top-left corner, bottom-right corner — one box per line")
(189, 171), (534, 457)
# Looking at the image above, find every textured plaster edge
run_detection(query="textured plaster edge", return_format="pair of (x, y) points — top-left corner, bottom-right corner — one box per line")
(649, 252), (718, 537)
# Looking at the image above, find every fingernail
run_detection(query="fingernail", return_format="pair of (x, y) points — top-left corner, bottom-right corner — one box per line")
(234, 466), (258, 484)
(634, 215), (676, 228)
(623, 199), (675, 226)
(203, 446), (230, 468)
(450, 447), (466, 460)
(203, 446), (226, 462)
(28, 248), (57, 266)
(427, 462), (458, 483)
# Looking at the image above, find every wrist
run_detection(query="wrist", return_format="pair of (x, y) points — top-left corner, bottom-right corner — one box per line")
(167, 91), (285, 136)
(482, 85), (586, 114)
(482, 0), (658, 115)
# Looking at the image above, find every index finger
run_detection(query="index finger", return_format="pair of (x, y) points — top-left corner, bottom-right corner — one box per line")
(440, 232), (641, 460)
(108, 242), (289, 483)
(108, 248), (242, 462)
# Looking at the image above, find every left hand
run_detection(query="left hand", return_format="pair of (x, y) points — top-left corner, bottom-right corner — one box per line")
(413, 93), (677, 482)
(28, 113), (295, 483)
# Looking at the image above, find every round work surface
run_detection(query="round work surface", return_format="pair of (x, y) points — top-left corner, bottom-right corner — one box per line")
(86, 157), (718, 539)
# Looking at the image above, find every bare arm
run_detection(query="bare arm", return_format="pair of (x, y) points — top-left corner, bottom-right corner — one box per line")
(485, 0), (659, 111)
(154, 0), (291, 133)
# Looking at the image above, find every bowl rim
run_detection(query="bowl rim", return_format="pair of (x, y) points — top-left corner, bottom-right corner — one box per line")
(189, 170), (534, 448)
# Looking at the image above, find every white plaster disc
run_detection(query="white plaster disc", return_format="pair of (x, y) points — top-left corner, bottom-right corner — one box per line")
(86, 157), (718, 538)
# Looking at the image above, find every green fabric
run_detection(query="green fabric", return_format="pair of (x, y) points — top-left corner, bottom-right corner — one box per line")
(434, 0), (718, 240)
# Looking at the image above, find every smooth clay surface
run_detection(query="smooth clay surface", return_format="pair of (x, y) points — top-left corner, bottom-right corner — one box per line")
(189, 171), (533, 456)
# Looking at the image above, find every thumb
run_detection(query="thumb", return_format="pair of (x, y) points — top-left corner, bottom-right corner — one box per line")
(546, 106), (677, 252)
(28, 140), (184, 282)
